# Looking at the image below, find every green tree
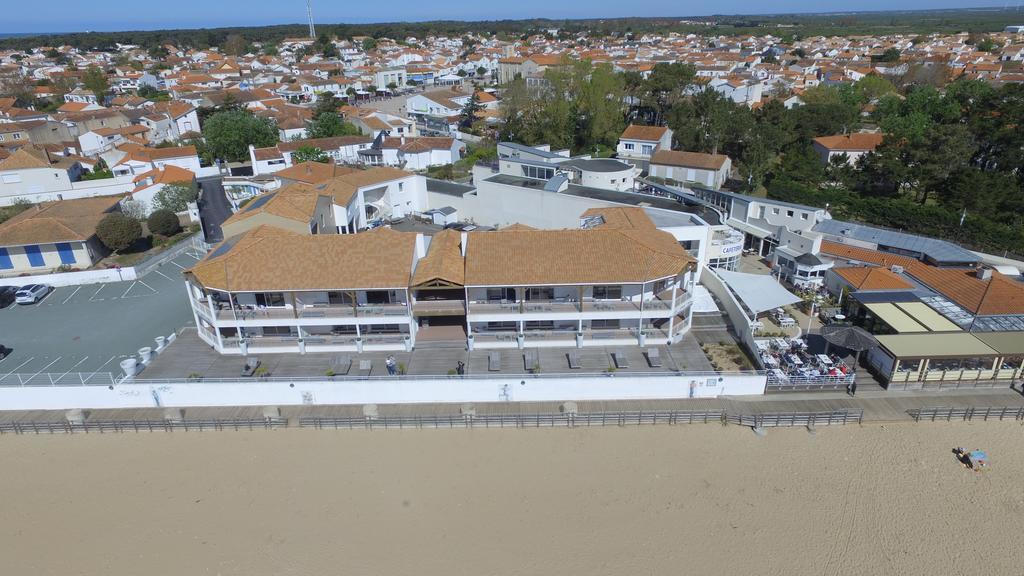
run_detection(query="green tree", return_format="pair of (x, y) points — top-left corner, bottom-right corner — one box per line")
(476, 66), (487, 78)
(146, 209), (182, 236)
(307, 112), (360, 139)
(577, 62), (625, 149)
(361, 37), (377, 52)
(459, 92), (481, 129)
(82, 66), (109, 103)
(877, 48), (901, 63)
(201, 110), (278, 162)
(153, 181), (200, 213)
(639, 62), (696, 125)
(96, 213), (142, 252)
(292, 146), (330, 164)
(224, 34), (248, 56)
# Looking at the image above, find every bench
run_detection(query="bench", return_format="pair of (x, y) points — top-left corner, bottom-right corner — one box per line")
(612, 351), (630, 369)
(567, 352), (581, 370)
(488, 352), (501, 372)
(357, 360), (373, 376)
(645, 348), (663, 368)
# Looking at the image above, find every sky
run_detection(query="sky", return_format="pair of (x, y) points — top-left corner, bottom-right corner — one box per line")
(3, 1), (1014, 34)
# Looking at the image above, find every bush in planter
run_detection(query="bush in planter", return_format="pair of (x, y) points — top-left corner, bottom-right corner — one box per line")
(147, 209), (181, 237)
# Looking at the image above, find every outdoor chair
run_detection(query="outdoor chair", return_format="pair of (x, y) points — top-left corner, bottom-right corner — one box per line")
(612, 351), (630, 369)
(241, 357), (261, 377)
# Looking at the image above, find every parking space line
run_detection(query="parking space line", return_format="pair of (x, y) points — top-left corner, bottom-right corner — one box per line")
(83, 355), (118, 383)
(89, 284), (106, 301)
(153, 269), (175, 282)
(169, 261), (186, 269)
(1, 356), (36, 378)
(120, 282), (138, 298)
(23, 357), (63, 384)
(55, 356), (89, 382)
(137, 279), (156, 293)
(61, 286), (82, 304)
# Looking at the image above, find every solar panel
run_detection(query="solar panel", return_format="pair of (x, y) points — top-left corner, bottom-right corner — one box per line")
(814, 219), (978, 265)
(244, 192), (276, 212)
(209, 235), (242, 259)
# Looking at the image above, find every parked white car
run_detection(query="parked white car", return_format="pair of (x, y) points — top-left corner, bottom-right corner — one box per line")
(15, 284), (52, 305)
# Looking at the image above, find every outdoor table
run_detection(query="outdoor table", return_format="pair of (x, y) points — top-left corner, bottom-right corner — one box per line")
(816, 354), (833, 366)
(763, 355), (779, 367)
(786, 354), (803, 366)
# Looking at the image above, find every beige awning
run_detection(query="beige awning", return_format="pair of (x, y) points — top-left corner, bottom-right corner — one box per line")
(875, 333), (999, 359)
(864, 302), (928, 333)
(892, 302), (961, 332)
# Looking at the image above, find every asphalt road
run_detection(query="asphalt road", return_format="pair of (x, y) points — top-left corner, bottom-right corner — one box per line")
(197, 176), (232, 243)
(0, 249), (201, 381)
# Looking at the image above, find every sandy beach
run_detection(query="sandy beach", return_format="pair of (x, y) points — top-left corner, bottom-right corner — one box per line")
(1, 422), (1022, 576)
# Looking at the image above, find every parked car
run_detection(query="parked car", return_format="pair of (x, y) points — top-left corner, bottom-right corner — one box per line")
(0, 286), (16, 308)
(15, 284), (52, 305)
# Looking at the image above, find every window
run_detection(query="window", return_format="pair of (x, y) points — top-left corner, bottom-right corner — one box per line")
(522, 165), (555, 180)
(486, 288), (516, 302)
(592, 286), (622, 300)
(591, 319), (621, 329)
(24, 245), (45, 267)
(254, 293), (286, 307)
(1, 173), (21, 184)
(786, 210), (794, 217)
(55, 243), (76, 265)
(641, 144), (654, 154)
(525, 287), (554, 301)
(398, 182), (404, 191)
(260, 326), (294, 336)
(801, 213), (809, 220)
(12, 133), (21, 140)
(772, 208), (780, 215)
(0, 134), (4, 141)
(327, 291), (353, 305)
(624, 143), (635, 150)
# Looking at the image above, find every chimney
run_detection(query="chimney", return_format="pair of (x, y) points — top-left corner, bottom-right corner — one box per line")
(976, 267), (993, 281)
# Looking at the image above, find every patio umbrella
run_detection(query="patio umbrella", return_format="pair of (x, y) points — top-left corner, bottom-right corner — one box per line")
(820, 325), (879, 352)
(820, 324), (879, 371)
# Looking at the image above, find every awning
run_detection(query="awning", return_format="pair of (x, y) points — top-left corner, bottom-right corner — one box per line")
(864, 302), (929, 333)
(726, 218), (773, 239)
(716, 269), (801, 316)
(892, 302), (961, 332)
(875, 333), (999, 359)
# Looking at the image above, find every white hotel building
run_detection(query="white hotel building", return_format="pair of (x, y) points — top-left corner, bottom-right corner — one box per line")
(184, 206), (696, 355)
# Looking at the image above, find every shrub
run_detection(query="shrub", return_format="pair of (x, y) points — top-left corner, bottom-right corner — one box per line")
(96, 213), (142, 252)
(147, 209), (181, 237)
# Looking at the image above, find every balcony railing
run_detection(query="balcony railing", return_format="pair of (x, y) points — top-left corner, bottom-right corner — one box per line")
(208, 303), (409, 322)
(469, 298), (679, 315)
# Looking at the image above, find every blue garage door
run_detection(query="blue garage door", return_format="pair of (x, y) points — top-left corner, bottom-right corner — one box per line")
(24, 245), (45, 267)
(56, 242), (76, 264)
(0, 247), (11, 270)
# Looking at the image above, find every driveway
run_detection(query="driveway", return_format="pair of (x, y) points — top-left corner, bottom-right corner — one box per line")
(197, 176), (232, 243)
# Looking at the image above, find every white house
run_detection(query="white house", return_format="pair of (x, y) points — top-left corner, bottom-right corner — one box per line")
(123, 165), (196, 216)
(0, 146), (83, 205)
(375, 136), (464, 170)
(812, 133), (885, 165)
(617, 124), (673, 161)
(111, 145), (202, 177)
(649, 150), (732, 189)
(0, 196), (120, 276)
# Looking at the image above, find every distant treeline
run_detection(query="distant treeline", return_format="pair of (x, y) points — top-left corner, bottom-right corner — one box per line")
(1, 8), (1020, 51)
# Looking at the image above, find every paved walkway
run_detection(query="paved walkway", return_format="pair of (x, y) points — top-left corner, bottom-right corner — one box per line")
(140, 329), (715, 379)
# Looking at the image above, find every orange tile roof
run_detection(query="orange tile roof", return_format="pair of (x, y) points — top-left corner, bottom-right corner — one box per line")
(411, 229), (464, 287)
(833, 266), (915, 291)
(821, 241), (1024, 315)
(650, 149), (730, 170)
(0, 196), (120, 246)
(813, 133), (885, 151)
(188, 225), (417, 292)
(621, 124), (668, 142)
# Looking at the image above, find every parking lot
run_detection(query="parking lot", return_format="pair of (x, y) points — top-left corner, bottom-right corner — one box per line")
(0, 250), (201, 382)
